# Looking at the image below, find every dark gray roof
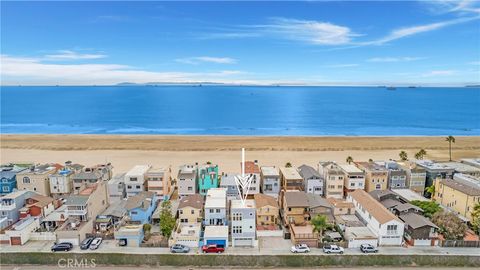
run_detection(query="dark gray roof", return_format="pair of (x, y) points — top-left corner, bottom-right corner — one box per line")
(284, 191), (309, 207)
(73, 171), (103, 181)
(306, 193), (331, 209)
(380, 198), (401, 209)
(125, 191), (156, 210)
(65, 195), (89, 206)
(369, 189), (396, 201)
(440, 178), (480, 196)
(394, 203), (423, 213)
(399, 212), (438, 229)
(298, 165), (321, 179)
(101, 200), (127, 217)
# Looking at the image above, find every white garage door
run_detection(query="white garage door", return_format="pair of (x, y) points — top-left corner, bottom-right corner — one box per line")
(348, 239), (378, 248)
(234, 239), (252, 246)
(58, 237), (79, 246)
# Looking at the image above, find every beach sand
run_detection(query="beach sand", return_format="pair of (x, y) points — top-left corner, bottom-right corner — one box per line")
(1, 135), (479, 173)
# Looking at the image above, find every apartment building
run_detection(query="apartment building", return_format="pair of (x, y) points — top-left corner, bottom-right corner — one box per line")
(355, 162), (389, 192)
(339, 164), (365, 194)
(204, 188), (227, 226)
(16, 164), (57, 196)
(279, 166), (303, 191)
(72, 163), (112, 193)
(260, 166), (280, 198)
(49, 168), (75, 197)
(125, 165), (151, 198)
(230, 199), (256, 247)
(399, 162), (427, 194)
(178, 194), (204, 224)
(197, 164), (219, 196)
(107, 173), (126, 203)
(347, 189), (405, 246)
(415, 160), (455, 189)
(434, 173), (480, 222)
(298, 164), (324, 196)
(146, 166), (173, 201)
(318, 162), (344, 199)
(177, 164), (197, 199)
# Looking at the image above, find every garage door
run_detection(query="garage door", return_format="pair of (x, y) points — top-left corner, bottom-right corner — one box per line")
(58, 237), (79, 246)
(234, 239), (252, 246)
(206, 239), (226, 247)
(10, 237), (22, 245)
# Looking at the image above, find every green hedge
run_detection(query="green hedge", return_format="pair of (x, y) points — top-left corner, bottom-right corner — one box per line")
(1, 252), (479, 267)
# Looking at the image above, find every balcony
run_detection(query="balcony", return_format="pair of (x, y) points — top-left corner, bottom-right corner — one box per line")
(67, 209), (87, 216)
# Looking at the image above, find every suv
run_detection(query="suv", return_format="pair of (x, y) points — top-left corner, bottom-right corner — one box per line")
(323, 244), (344, 254)
(170, 244), (190, 253)
(51, 242), (73, 252)
(360, 244), (378, 253)
(80, 237), (94, 250)
(89, 237), (103, 250)
(290, 244), (310, 253)
(201, 244), (225, 254)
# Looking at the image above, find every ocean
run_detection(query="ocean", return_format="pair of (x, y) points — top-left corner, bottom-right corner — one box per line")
(1, 85), (479, 135)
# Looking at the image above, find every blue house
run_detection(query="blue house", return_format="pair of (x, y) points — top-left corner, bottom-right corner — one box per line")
(1, 166), (26, 195)
(125, 191), (157, 224)
(197, 164), (219, 196)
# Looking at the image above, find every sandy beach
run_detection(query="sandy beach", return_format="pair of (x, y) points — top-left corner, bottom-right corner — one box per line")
(1, 135), (479, 173)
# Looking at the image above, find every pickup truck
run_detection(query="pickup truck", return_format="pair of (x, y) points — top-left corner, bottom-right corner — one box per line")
(201, 244), (225, 254)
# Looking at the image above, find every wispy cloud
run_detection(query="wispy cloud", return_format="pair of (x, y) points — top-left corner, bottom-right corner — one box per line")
(44, 50), (107, 60)
(255, 17), (358, 45)
(367, 57), (425, 63)
(1, 55), (248, 85)
(423, 0), (480, 15)
(421, 70), (457, 77)
(361, 16), (479, 45)
(175, 56), (237, 65)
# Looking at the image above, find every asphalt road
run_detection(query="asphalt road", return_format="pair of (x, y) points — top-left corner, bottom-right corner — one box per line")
(2, 267), (479, 270)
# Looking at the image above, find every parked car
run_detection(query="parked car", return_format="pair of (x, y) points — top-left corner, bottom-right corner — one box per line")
(322, 244), (344, 254)
(80, 237), (94, 250)
(51, 242), (73, 252)
(290, 244), (310, 253)
(170, 244), (190, 253)
(89, 237), (103, 250)
(360, 243), (378, 253)
(201, 244), (225, 253)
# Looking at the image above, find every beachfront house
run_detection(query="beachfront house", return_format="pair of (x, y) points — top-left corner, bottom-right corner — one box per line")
(399, 162), (427, 194)
(355, 162), (389, 192)
(107, 173), (126, 203)
(279, 166), (303, 191)
(242, 161), (261, 196)
(125, 191), (157, 224)
(260, 166), (280, 198)
(177, 164), (197, 199)
(219, 173), (240, 200)
(204, 188), (227, 226)
(230, 199), (257, 247)
(197, 164), (219, 196)
(146, 166), (173, 201)
(298, 164), (324, 196)
(0, 190), (35, 229)
(339, 164), (365, 195)
(125, 165), (151, 198)
(306, 193), (334, 223)
(415, 160), (455, 190)
(318, 161), (344, 199)
(347, 189), (405, 246)
(282, 191), (309, 226)
(16, 164), (57, 196)
(1, 165), (26, 195)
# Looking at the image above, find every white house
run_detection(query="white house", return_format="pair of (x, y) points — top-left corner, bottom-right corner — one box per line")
(49, 168), (74, 196)
(107, 173), (126, 203)
(177, 164), (197, 199)
(204, 188), (227, 226)
(230, 199), (257, 247)
(5, 217), (41, 245)
(170, 222), (201, 248)
(339, 164), (365, 194)
(124, 165), (151, 198)
(203, 225), (229, 248)
(347, 189), (404, 246)
(243, 161), (261, 196)
(298, 164), (324, 196)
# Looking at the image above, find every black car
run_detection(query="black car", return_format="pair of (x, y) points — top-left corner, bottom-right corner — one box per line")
(80, 237), (94, 250)
(51, 242), (73, 252)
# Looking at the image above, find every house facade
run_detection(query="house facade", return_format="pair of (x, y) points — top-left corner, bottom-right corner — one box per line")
(177, 164), (197, 199)
(242, 161), (261, 196)
(204, 188), (227, 226)
(19, 194), (55, 219)
(219, 173), (240, 200)
(49, 168), (74, 196)
(254, 193), (279, 226)
(230, 199), (256, 247)
(279, 166), (303, 191)
(282, 191), (309, 226)
(1, 165), (26, 195)
(318, 162), (344, 199)
(298, 164), (324, 196)
(197, 164), (219, 196)
(16, 164), (57, 196)
(0, 190), (35, 229)
(400, 162), (427, 194)
(347, 189), (405, 246)
(355, 162), (389, 192)
(178, 194), (204, 224)
(146, 166), (173, 201)
(107, 173), (126, 204)
(416, 160), (455, 190)
(339, 164), (365, 195)
(260, 166), (280, 198)
(125, 165), (151, 198)
(125, 191), (157, 224)
(306, 193), (334, 223)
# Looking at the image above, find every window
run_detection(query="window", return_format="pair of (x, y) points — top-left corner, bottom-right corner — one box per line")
(23, 177), (31, 184)
(191, 210), (195, 214)
(179, 210), (183, 215)
(209, 209), (214, 213)
(232, 212), (242, 221)
(1, 178), (7, 183)
(130, 177), (138, 182)
(187, 187), (192, 191)
(232, 226), (242, 234)
(136, 185), (140, 189)
(216, 209), (220, 213)
(2, 186), (8, 192)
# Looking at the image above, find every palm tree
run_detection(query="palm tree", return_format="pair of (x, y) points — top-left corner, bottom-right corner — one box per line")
(425, 184), (435, 198)
(446, 136), (455, 161)
(415, 149), (427, 160)
(311, 214), (328, 240)
(285, 162), (292, 168)
(399, 151), (408, 161)
(346, 156), (353, 164)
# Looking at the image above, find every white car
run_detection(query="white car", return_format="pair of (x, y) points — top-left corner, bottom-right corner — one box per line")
(89, 237), (103, 250)
(290, 244), (310, 253)
(322, 244), (344, 254)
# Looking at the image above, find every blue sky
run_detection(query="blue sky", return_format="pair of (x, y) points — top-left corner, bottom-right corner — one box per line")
(1, 0), (480, 85)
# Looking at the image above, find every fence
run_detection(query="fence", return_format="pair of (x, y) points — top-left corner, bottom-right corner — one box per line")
(439, 240), (480, 248)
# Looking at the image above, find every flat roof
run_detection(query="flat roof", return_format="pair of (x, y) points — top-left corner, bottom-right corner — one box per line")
(415, 160), (455, 171)
(231, 199), (255, 209)
(177, 223), (201, 236)
(339, 164), (363, 174)
(261, 166), (279, 176)
(125, 165), (151, 176)
(279, 167), (302, 180)
(205, 188), (227, 208)
(118, 225), (143, 232)
(109, 173), (126, 184)
(345, 226), (377, 240)
(391, 189), (428, 202)
(441, 162), (480, 173)
(461, 158), (480, 168)
(204, 225), (229, 238)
